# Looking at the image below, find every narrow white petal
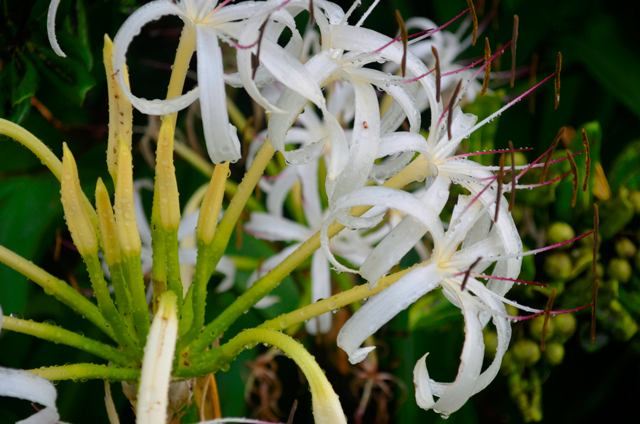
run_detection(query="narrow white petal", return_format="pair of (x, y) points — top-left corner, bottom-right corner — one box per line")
(306, 251), (332, 335)
(133, 179), (154, 248)
(297, 160), (323, 228)
(47, 0), (66, 57)
(0, 367), (59, 424)
(215, 255), (237, 293)
(414, 353), (435, 410)
(265, 168), (298, 217)
(196, 25), (242, 163)
(245, 213), (311, 242)
(337, 263), (442, 364)
(177, 210), (200, 241)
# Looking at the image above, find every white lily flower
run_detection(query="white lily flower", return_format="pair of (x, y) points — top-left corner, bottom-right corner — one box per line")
(109, 0), (281, 164)
(0, 305), (62, 424)
(244, 159), (389, 334)
(337, 194), (519, 417)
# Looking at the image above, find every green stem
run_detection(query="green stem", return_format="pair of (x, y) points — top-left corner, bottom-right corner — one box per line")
(122, 254), (151, 347)
(0, 245), (115, 341)
(165, 229), (183, 317)
(108, 261), (137, 341)
(2, 316), (136, 366)
(27, 363), (140, 382)
(85, 253), (141, 359)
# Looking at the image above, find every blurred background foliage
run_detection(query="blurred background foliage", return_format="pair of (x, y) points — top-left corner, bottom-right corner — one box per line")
(1, 0), (640, 423)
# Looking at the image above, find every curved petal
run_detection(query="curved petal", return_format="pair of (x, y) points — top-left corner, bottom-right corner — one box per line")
(265, 167), (298, 217)
(177, 210), (200, 240)
(0, 366), (60, 424)
(337, 263), (442, 364)
(215, 254), (237, 293)
(112, 1), (198, 115)
(196, 25), (242, 163)
(47, 0), (66, 57)
(244, 213), (311, 243)
(297, 159), (323, 229)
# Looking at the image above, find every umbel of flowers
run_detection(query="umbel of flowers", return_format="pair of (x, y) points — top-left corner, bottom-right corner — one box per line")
(0, 0), (598, 422)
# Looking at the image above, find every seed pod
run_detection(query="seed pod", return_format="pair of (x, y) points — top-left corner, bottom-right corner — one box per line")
(512, 339), (541, 366)
(547, 222), (575, 249)
(607, 258), (632, 283)
(543, 342), (564, 366)
(544, 252), (572, 280)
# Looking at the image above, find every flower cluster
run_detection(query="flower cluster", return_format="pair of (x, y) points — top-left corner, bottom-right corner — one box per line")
(0, 0), (594, 423)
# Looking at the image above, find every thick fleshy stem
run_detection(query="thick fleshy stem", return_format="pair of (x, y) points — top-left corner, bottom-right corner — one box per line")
(166, 24), (196, 126)
(2, 316), (136, 366)
(26, 363), (139, 382)
(0, 245), (116, 341)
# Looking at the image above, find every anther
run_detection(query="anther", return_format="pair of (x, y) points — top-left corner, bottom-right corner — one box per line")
(566, 150), (578, 208)
(466, 0), (478, 46)
(582, 129), (591, 191)
(495, 153), (505, 222)
(510, 15), (519, 88)
(309, 0), (314, 25)
(396, 10), (408, 77)
(508, 140), (516, 211)
(591, 280), (598, 344)
(447, 80), (462, 140)
(481, 37), (491, 96)
(555, 52), (562, 109)
(540, 288), (556, 351)
(593, 203), (599, 273)
(541, 127), (565, 184)
(432, 45), (441, 103)
(461, 257), (482, 291)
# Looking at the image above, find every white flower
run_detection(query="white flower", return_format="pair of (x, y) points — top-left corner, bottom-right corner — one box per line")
(109, 0), (278, 164)
(337, 194), (520, 417)
(244, 159), (389, 334)
(0, 305), (61, 424)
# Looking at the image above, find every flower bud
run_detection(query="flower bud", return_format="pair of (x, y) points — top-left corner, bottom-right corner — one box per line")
(542, 342), (564, 366)
(197, 163), (229, 244)
(615, 237), (636, 258)
(512, 339), (541, 366)
(529, 316), (554, 342)
(95, 178), (121, 266)
(607, 258), (631, 283)
(553, 313), (577, 341)
(60, 144), (98, 256)
(114, 138), (141, 255)
(547, 222), (575, 249)
(505, 151), (528, 167)
(155, 118), (181, 231)
(544, 252), (572, 280)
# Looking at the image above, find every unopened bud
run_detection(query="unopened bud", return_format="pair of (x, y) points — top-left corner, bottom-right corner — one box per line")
(607, 258), (631, 283)
(155, 118), (181, 230)
(197, 163), (229, 244)
(547, 222), (575, 249)
(544, 252), (572, 280)
(61, 144), (98, 256)
(114, 138), (141, 255)
(542, 342), (564, 365)
(168, 380), (191, 414)
(512, 339), (541, 366)
(553, 313), (577, 341)
(95, 178), (121, 266)
(615, 237), (636, 258)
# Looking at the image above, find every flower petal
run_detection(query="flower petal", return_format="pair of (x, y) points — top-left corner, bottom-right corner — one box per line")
(245, 213), (311, 242)
(215, 254), (237, 293)
(0, 366), (60, 424)
(306, 251), (332, 335)
(47, 0), (66, 57)
(337, 263), (442, 363)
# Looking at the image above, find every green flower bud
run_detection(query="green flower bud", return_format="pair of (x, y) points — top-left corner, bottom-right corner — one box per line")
(629, 190), (640, 214)
(615, 237), (637, 258)
(529, 315), (554, 341)
(595, 263), (605, 278)
(543, 343), (564, 366)
(544, 252), (572, 280)
(512, 339), (541, 366)
(607, 258), (632, 283)
(505, 151), (528, 167)
(553, 313), (577, 341)
(484, 331), (499, 359)
(547, 222), (575, 249)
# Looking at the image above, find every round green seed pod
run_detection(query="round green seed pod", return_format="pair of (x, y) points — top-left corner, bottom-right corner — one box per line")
(543, 343), (565, 366)
(607, 258), (632, 283)
(553, 313), (577, 340)
(529, 315), (554, 341)
(547, 222), (576, 249)
(544, 252), (572, 280)
(615, 237), (637, 258)
(505, 152), (528, 167)
(512, 339), (541, 366)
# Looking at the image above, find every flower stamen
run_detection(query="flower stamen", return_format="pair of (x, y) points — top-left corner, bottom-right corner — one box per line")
(566, 149), (578, 207)
(495, 153), (505, 222)
(396, 10), (408, 77)
(465, 0), (478, 46)
(582, 129), (591, 191)
(461, 256), (482, 291)
(508, 140), (516, 211)
(510, 15), (519, 88)
(541, 127), (565, 183)
(540, 289), (556, 351)
(432, 45), (441, 102)
(555, 52), (562, 109)
(447, 80), (463, 140)
(481, 37), (491, 96)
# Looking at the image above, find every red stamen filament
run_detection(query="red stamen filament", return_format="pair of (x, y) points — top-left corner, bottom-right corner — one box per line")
(541, 289), (556, 351)
(468, 273), (548, 287)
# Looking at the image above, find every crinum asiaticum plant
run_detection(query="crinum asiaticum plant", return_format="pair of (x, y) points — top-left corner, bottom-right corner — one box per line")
(0, 0), (595, 422)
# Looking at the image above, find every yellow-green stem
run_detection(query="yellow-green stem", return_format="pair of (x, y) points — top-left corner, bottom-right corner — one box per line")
(27, 364), (140, 382)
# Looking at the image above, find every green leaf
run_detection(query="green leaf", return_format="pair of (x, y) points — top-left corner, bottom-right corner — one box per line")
(561, 17), (640, 121)
(408, 291), (462, 331)
(0, 174), (64, 315)
(25, 41), (95, 106)
(598, 188), (634, 241)
(11, 54), (39, 106)
(608, 140), (640, 193)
